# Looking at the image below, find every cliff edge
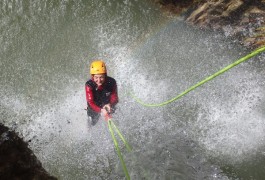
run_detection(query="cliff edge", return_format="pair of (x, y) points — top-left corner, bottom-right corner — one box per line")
(156, 0), (265, 49)
(0, 124), (57, 180)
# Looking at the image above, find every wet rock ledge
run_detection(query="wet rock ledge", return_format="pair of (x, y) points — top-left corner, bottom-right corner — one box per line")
(155, 0), (265, 49)
(0, 124), (57, 180)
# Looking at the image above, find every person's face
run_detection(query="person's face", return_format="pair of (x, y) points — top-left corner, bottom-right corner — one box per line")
(93, 74), (106, 86)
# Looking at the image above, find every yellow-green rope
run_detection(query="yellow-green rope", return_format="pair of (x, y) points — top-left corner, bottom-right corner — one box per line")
(111, 120), (132, 152)
(131, 46), (265, 107)
(108, 119), (131, 180)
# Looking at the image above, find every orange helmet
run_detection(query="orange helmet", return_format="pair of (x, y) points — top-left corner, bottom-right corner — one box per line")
(90, 60), (107, 75)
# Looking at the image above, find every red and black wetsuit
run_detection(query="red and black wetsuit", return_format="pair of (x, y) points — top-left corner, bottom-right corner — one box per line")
(85, 76), (118, 113)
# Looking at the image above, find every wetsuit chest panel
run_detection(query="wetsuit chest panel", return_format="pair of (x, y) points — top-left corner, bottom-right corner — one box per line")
(86, 77), (115, 107)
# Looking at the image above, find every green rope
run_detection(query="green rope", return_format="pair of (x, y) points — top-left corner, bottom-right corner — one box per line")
(108, 120), (130, 180)
(131, 46), (265, 107)
(111, 121), (132, 152)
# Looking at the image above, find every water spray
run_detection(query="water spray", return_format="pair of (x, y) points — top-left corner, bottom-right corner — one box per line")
(131, 46), (265, 107)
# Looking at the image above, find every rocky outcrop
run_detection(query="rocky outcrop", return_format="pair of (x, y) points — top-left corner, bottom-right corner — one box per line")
(0, 124), (57, 180)
(155, 0), (265, 49)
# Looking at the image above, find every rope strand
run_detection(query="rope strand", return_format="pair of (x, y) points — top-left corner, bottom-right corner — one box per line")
(131, 46), (265, 107)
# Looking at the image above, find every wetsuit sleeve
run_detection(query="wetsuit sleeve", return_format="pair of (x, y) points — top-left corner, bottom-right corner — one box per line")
(110, 84), (118, 106)
(85, 85), (101, 113)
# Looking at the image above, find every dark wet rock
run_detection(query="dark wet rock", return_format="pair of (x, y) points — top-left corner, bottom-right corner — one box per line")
(154, 0), (193, 14)
(155, 0), (265, 49)
(0, 124), (57, 180)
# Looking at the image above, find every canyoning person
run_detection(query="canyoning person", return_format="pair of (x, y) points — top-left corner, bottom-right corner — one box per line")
(85, 60), (118, 125)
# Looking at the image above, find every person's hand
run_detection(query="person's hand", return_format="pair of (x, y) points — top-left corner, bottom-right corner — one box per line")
(101, 108), (112, 121)
(101, 108), (109, 117)
(103, 104), (111, 113)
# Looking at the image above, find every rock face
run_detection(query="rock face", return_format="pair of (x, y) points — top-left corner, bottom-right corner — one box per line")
(156, 0), (265, 48)
(0, 124), (57, 180)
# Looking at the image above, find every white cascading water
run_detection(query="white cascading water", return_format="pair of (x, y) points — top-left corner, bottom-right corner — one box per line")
(1, 0), (265, 179)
